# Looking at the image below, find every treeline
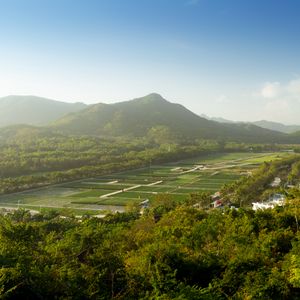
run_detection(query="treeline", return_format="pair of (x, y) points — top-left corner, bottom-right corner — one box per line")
(1, 198), (300, 299)
(222, 155), (300, 206)
(0, 131), (298, 195)
(0, 135), (255, 195)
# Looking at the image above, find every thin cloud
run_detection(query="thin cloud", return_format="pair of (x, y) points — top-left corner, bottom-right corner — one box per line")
(260, 79), (300, 100)
(255, 78), (300, 123)
(287, 79), (300, 98)
(261, 82), (281, 98)
(216, 94), (229, 104)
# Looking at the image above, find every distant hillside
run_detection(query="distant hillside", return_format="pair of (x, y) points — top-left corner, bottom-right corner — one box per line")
(0, 95), (87, 127)
(253, 120), (300, 134)
(202, 115), (300, 134)
(52, 93), (292, 143)
(0, 124), (62, 145)
(200, 114), (235, 124)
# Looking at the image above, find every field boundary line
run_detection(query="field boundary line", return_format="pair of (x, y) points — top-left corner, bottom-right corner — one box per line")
(100, 184), (141, 198)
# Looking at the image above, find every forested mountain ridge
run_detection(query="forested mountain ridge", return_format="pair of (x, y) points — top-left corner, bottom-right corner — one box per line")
(0, 93), (298, 144)
(52, 93), (291, 143)
(0, 95), (87, 127)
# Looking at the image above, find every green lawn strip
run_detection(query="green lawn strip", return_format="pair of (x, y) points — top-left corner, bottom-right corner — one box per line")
(196, 184), (227, 189)
(64, 183), (134, 190)
(97, 197), (144, 206)
(0, 194), (37, 205)
(0, 196), (73, 207)
(241, 155), (284, 164)
(114, 191), (154, 198)
(179, 186), (217, 192)
(196, 178), (237, 183)
(71, 189), (114, 198)
(166, 193), (189, 202)
(70, 197), (101, 204)
(165, 181), (192, 187)
(210, 173), (240, 178)
(187, 183), (226, 189)
(195, 180), (237, 185)
(176, 152), (260, 165)
(175, 187), (207, 193)
(133, 186), (170, 192)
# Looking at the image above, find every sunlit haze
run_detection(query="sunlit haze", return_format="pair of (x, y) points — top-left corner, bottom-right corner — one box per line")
(1, 0), (300, 123)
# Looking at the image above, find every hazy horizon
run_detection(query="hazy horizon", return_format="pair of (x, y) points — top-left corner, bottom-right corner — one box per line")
(2, 93), (300, 126)
(1, 0), (300, 123)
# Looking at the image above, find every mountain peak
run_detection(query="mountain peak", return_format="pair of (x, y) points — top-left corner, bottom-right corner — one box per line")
(146, 92), (164, 98)
(137, 93), (167, 103)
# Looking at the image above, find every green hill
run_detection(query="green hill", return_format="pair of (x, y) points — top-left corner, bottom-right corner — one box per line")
(253, 120), (300, 134)
(52, 93), (290, 143)
(0, 95), (87, 127)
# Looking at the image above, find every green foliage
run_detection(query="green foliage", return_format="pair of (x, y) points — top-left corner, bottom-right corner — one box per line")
(0, 202), (299, 298)
(224, 155), (300, 206)
(187, 191), (211, 208)
(0, 134), (224, 194)
(52, 93), (294, 143)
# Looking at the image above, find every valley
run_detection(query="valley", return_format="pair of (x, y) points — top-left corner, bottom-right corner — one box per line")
(0, 151), (291, 214)
(3, 1), (300, 298)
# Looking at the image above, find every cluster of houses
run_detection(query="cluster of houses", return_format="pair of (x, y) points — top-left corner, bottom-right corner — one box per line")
(206, 175), (289, 211)
(139, 175), (293, 213)
(251, 176), (288, 210)
(252, 193), (286, 210)
(210, 190), (287, 211)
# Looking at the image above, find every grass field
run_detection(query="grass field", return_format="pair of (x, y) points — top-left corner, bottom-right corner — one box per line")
(0, 152), (292, 213)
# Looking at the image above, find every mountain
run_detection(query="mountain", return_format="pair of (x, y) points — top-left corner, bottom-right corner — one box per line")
(52, 93), (291, 143)
(0, 95), (87, 127)
(200, 114), (235, 124)
(253, 120), (300, 134)
(202, 115), (300, 134)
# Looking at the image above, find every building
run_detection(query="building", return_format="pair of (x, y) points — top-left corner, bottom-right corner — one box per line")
(252, 193), (285, 210)
(139, 199), (150, 214)
(270, 177), (281, 187)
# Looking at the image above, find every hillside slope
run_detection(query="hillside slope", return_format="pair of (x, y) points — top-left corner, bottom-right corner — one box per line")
(0, 95), (87, 127)
(52, 93), (290, 143)
(253, 120), (300, 134)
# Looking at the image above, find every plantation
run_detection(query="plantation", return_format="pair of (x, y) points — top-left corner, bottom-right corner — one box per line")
(0, 152), (291, 213)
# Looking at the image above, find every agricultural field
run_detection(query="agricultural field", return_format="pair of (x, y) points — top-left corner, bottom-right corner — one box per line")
(0, 152), (292, 213)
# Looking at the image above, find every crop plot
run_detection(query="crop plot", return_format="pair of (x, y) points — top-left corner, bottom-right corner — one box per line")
(0, 152), (290, 212)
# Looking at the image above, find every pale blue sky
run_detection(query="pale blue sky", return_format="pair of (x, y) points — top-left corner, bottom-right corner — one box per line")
(1, 0), (300, 123)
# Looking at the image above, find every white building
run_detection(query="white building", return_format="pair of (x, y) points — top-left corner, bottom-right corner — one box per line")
(252, 194), (285, 210)
(270, 177), (281, 187)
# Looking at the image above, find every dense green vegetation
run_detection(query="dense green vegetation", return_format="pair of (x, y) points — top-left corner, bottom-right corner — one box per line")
(1, 92), (300, 199)
(53, 93), (295, 143)
(0, 151), (285, 215)
(0, 133), (227, 194)
(1, 197), (300, 299)
(1, 93), (300, 144)
(2, 124), (276, 196)
(2, 93), (300, 299)
(1, 119), (297, 196)
(0, 153), (239, 208)
(221, 155), (300, 206)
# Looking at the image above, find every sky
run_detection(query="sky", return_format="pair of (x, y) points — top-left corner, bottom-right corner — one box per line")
(1, 0), (300, 124)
